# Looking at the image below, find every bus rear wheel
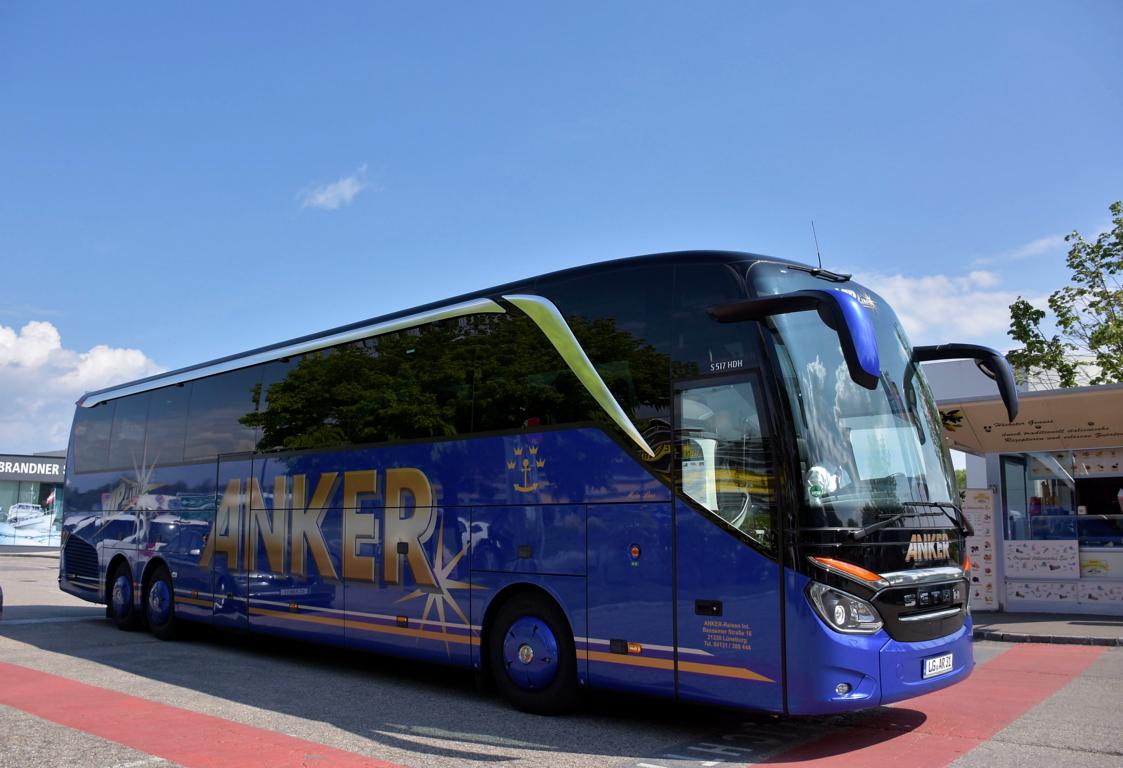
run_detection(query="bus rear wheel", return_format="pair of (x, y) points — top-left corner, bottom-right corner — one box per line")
(488, 593), (577, 715)
(145, 564), (179, 641)
(109, 562), (140, 631)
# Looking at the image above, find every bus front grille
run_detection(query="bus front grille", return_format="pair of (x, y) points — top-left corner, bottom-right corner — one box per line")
(63, 536), (100, 588)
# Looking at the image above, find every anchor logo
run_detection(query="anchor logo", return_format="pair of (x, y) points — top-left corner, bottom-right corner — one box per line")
(507, 444), (546, 493)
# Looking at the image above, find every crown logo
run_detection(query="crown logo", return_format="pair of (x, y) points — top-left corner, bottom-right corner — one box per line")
(508, 442), (546, 493)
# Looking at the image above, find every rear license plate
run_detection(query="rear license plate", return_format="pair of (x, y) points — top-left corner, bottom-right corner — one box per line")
(923, 652), (954, 678)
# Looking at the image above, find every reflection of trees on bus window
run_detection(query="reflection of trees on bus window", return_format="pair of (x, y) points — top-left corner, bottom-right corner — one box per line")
(242, 311), (672, 458)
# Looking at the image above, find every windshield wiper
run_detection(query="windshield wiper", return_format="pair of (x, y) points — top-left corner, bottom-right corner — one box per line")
(901, 501), (974, 537)
(848, 511), (909, 540)
(848, 501), (972, 541)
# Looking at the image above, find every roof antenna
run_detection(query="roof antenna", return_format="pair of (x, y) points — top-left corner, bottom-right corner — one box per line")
(811, 220), (823, 271)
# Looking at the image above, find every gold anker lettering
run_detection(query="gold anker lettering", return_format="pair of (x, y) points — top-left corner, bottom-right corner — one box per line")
(290, 472), (339, 580)
(905, 532), (950, 563)
(200, 478), (243, 568)
(343, 470), (380, 582)
(247, 477), (288, 575)
(383, 468), (436, 587)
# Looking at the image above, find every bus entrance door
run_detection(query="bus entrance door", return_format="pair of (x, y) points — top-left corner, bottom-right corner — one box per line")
(674, 376), (784, 712)
(211, 454), (251, 630)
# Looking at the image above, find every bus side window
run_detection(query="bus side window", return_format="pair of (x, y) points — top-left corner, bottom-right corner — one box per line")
(672, 262), (755, 378)
(677, 378), (776, 552)
(71, 401), (116, 474)
(247, 320), (475, 451)
(470, 312), (597, 432)
(107, 392), (151, 469)
(144, 383), (191, 465)
(184, 367), (263, 461)
(536, 266), (673, 424)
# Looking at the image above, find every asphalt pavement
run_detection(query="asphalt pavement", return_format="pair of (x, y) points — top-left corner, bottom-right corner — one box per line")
(2, 552), (1121, 768)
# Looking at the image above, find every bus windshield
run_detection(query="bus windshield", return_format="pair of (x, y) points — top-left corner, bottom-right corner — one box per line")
(748, 262), (956, 530)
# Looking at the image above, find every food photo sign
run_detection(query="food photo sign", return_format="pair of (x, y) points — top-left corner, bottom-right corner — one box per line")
(1004, 540), (1080, 579)
(962, 489), (998, 611)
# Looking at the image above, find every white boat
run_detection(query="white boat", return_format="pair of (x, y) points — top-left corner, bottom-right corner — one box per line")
(5, 503), (54, 532)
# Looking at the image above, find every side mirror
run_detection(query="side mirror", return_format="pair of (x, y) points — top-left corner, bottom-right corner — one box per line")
(709, 289), (880, 389)
(911, 343), (1019, 422)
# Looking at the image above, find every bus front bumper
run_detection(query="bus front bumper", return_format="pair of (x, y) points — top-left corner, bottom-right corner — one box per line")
(878, 616), (974, 706)
(786, 590), (974, 715)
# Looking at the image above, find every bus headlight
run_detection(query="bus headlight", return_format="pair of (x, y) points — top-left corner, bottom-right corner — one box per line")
(807, 582), (883, 634)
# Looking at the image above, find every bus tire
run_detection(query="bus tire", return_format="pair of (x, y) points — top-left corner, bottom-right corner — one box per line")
(145, 564), (179, 641)
(488, 592), (577, 715)
(108, 561), (140, 631)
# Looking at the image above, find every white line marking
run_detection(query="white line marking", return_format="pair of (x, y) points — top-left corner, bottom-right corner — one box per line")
(0, 616), (101, 625)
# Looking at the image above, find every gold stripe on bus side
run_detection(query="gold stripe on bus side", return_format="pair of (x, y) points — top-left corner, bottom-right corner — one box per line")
(177, 597), (214, 608)
(249, 607), (475, 645)
(587, 650), (773, 683)
(678, 658), (774, 683)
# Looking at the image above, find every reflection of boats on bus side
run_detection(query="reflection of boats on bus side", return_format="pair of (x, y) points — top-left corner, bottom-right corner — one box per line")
(4, 503), (55, 532)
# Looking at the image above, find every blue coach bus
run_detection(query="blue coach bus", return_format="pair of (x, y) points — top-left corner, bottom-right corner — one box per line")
(59, 252), (1017, 715)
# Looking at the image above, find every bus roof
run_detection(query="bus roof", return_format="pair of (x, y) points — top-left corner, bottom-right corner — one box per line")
(78, 250), (809, 407)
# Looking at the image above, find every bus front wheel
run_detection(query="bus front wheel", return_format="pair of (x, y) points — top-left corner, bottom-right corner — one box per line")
(145, 564), (179, 641)
(488, 592), (577, 715)
(109, 562), (140, 631)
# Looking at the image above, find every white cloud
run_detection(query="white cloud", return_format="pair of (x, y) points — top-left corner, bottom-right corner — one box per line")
(973, 233), (1067, 267)
(299, 163), (370, 210)
(0, 321), (162, 454)
(859, 270), (1037, 350)
(1006, 233), (1067, 261)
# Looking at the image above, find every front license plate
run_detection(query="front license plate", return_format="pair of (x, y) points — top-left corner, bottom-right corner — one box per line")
(923, 652), (954, 678)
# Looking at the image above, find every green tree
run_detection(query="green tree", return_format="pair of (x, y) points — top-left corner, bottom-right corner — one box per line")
(1007, 201), (1123, 387)
(954, 468), (967, 492)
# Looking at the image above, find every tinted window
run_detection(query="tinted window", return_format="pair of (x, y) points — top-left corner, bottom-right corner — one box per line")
(244, 357), (302, 451)
(536, 265), (673, 463)
(673, 262), (754, 378)
(184, 367), (263, 460)
(71, 401), (116, 473)
(247, 319), (477, 451)
(108, 393), (151, 468)
(144, 383), (191, 465)
(541, 265), (673, 354)
(471, 312), (597, 432)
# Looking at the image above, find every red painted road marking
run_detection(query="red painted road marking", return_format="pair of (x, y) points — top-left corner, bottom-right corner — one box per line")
(761, 643), (1105, 767)
(0, 661), (405, 768)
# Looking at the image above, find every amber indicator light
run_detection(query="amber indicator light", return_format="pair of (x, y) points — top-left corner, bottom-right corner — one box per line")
(810, 556), (884, 583)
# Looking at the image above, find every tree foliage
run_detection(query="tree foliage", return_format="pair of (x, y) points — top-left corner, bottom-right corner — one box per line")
(1007, 201), (1123, 387)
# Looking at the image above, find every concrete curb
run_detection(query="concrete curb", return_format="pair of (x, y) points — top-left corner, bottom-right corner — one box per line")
(973, 628), (1123, 647)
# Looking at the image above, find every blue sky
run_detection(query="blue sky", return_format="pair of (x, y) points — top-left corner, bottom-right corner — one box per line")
(1, 2), (1120, 453)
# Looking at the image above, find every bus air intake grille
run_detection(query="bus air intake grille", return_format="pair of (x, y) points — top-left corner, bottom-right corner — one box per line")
(63, 536), (99, 586)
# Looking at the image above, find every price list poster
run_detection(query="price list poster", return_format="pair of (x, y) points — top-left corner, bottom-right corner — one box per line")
(963, 489), (998, 611)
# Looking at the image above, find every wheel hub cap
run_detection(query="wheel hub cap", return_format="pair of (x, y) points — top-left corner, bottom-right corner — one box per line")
(502, 615), (560, 691)
(148, 580), (172, 625)
(111, 574), (132, 619)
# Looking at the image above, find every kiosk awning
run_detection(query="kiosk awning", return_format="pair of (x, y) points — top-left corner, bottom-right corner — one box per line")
(938, 382), (1123, 454)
